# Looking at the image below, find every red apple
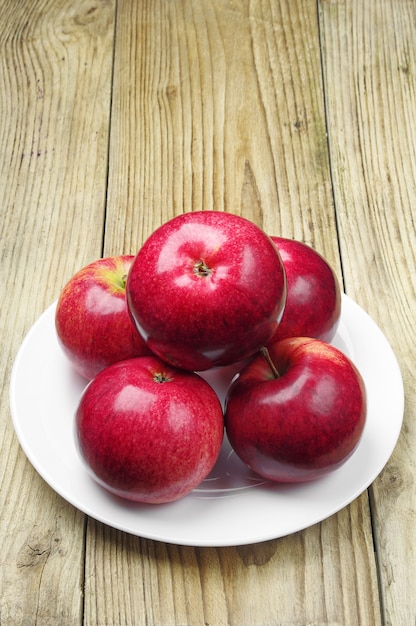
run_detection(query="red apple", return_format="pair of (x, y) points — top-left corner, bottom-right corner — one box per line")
(126, 211), (287, 371)
(224, 337), (366, 482)
(75, 356), (224, 503)
(268, 237), (341, 344)
(55, 256), (152, 380)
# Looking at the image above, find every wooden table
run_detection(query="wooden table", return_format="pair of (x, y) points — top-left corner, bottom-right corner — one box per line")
(1, 1), (414, 624)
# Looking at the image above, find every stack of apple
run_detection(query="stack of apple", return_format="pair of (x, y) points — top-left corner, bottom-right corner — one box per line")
(55, 211), (366, 504)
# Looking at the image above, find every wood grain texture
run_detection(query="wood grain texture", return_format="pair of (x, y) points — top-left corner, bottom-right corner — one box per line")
(1, 0), (414, 623)
(105, 0), (340, 271)
(319, 1), (416, 624)
(0, 0), (115, 622)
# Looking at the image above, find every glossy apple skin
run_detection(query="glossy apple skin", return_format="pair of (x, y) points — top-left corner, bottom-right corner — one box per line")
(126, 211), (287, 371)
(224, 337), (366, 482)
(75, 356), (224, 503)
(55, 256), (152, 380)
(268, 237), (341, 344)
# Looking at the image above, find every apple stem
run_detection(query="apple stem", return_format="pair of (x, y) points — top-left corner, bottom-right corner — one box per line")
(193, 260), (212, 277)
(153, 373), (172, 383)
(260, 347), (280, 379)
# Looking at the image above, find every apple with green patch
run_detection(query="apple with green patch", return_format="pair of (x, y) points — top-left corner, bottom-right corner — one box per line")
(55, 256), (151, 380)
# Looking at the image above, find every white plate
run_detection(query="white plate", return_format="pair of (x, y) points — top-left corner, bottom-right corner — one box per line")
(10, 294), (404, 547)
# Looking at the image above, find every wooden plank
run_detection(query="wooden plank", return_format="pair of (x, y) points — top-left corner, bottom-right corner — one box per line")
(92, 1), (382, 624)
(319, 1), (416, 624)
(0, 0), (116, 623)
(104, 0), (341, 267)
